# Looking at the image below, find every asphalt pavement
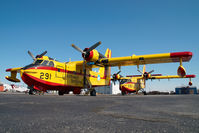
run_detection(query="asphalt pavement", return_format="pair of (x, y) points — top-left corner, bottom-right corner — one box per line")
(0, 93), (199, 133)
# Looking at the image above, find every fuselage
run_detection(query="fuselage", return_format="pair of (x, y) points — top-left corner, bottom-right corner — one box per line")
(20, 56), (110, 93)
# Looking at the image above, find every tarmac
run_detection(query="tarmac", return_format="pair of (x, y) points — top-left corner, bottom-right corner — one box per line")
(0, 92), (199, 133)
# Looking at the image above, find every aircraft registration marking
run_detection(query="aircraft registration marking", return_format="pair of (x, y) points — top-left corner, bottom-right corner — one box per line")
(40, 72), (52, 80)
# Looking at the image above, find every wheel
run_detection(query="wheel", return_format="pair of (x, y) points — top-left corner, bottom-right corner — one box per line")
(58, 91), (64, 96)
(143, 91), (147, 95)
(122, 91), (126, 95)
(90, 89), (96, 96)
(29, 88), (36, 95)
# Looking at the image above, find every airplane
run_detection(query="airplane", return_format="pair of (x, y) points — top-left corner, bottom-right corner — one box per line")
(5, 41), (193, 96)
(111, 65), (196, 95)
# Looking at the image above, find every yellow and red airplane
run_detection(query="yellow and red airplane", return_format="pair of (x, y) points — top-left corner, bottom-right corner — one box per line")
(112, 65), (196, 95)
(5, 41), (193, 96)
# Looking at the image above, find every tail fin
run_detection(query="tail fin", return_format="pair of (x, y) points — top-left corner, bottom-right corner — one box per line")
(99, 48), (112, 85)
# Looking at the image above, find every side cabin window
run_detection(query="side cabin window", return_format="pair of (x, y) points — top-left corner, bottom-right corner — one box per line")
(127, 79), (131, 82)
(48, 61), (54, 67)
(120, 79), (127, 84)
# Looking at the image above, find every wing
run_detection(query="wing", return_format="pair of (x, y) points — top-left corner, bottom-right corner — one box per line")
(99, 51), (192, 67)
(149, 74), (196, 79)
(5, 67), (22, 82)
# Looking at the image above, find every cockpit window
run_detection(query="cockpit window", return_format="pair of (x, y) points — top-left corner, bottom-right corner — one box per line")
(42, 60), (49, 66)
(34, 60), (43, 65)
(127, 79), (131, 82)
(120, 79), (128, 84)
(48, 61), (54, 67)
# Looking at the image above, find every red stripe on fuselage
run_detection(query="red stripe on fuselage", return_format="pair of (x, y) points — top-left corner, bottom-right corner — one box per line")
(21, 72), (108, 91)
(26, 66), (105, 79)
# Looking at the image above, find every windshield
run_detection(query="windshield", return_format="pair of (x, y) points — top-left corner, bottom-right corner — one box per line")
(42, 60), (49, 66)
(120, 79), (128, 84)
(23, 60), (54, 70)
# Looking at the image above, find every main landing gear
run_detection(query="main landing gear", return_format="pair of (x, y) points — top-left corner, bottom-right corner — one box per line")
(28, 86), (36, 95)
(58, 90), (69, 96)
(90, 89), (96, 96)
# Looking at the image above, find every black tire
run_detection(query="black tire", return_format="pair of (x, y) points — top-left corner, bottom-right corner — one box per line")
(29, 89), (33, 95)
(58, 91), (64, 96)
(29, 88), (36, 95)
(90, 89), (96, 96)
(143, 91), (147, 95)
(122, 91), (126, 95)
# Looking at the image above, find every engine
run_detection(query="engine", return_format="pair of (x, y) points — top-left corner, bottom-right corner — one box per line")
(83, 49), (99, 62)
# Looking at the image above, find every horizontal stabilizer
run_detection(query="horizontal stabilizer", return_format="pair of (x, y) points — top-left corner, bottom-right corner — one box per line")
(5, 76), (20, 82)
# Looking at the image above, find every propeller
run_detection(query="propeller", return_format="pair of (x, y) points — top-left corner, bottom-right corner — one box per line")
(137, 68), (154, 80)
(71, 41), (102, 59)
(71, 41), (102, 88)
(111, 71), (121, 85)
(28, 51), (47, 61)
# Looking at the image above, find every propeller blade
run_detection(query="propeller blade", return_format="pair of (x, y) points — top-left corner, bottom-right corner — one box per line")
(36, 51), (47, 58)
(148, 70), (154, 74)
(137, 69), (143, 74)
(28, 51), (36, 61)
(40, 51), (47, 57)
(86, 41), (101, 53)
(71, 44), (85, 54)
(116, 70), (121, 75)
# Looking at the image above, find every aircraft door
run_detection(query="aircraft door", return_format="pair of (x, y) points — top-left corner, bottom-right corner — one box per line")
(56, 65), (65, 79)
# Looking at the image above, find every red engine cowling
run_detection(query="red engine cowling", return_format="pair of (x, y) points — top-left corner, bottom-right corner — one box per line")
(82, 48), (99, 62)
(177, 66), (186, 77)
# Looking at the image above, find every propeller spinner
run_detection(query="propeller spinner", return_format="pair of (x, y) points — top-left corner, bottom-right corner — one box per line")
(111, 71), (121, 85)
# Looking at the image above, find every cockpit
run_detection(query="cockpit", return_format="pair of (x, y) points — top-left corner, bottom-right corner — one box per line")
(120, 79), (131, 84)
(34, 60), (54, 67)
(23, 59), (54, 70)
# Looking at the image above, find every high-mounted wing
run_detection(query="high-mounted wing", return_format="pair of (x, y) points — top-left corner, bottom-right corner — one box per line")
(99, 52), (192, 67)
(149, 74), (196, 79)
(5, 67), (22, 82)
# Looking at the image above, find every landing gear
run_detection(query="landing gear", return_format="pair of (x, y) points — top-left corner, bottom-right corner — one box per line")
(122, 91), (126, 95)
(142, 91), (147, 95)
(90, 89), (96, 96)
(58, 91), (64, 96)
(28, 86), (36, 95)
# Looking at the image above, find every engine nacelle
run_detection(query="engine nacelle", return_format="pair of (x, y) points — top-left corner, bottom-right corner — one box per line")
(177, 65), (186, 77)
(115, 74), (121, 80)
(143, 72), (151, 80)
(83, 49), (99, 62)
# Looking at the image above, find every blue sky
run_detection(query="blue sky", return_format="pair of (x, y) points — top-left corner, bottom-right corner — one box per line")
(0, 0), (198, 91)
